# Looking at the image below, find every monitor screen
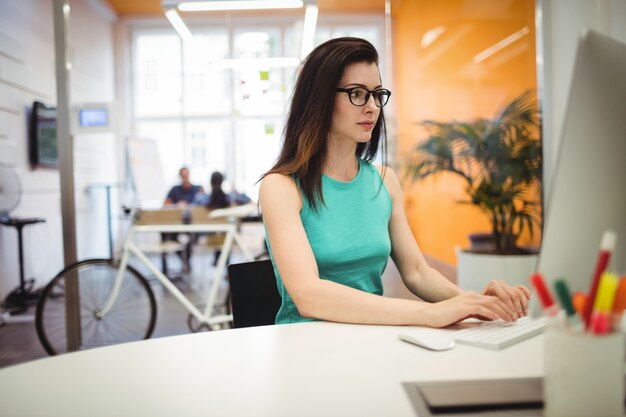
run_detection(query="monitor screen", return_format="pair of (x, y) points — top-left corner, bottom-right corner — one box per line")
(534, 30), (626, 310)
(29, 101), (58, 168)
(79, 108), (109, 127)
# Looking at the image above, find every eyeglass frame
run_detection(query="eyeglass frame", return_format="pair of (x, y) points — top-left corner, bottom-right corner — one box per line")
(335, 87), (392, 108)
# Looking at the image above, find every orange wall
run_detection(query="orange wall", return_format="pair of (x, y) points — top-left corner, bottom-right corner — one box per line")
(392, 0), (539, 264)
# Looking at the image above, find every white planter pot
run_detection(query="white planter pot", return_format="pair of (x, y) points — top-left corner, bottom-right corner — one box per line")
(456, 247), (538, 292)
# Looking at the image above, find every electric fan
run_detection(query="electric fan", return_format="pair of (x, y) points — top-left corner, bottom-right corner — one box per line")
(0, 162), (21, 222)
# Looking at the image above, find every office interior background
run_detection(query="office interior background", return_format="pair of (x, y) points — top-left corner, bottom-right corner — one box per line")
(1, 0), (625, 312)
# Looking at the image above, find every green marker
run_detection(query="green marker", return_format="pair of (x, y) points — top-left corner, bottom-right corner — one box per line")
(554, 279), (583, 332)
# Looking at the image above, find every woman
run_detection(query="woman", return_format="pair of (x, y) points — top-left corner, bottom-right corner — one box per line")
(201, 171), (230, 266)
(259, 37), (530, 326)
(206, 171), (230, 209)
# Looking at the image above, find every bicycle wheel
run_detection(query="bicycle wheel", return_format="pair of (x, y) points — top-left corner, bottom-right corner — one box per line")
(36, 258), (157, 355)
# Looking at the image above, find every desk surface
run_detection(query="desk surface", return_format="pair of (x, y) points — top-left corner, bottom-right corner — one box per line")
(0, 322), (543, 417)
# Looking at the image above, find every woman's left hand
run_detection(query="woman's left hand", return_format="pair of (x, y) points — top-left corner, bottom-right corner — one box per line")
(481, 280), (531, 319)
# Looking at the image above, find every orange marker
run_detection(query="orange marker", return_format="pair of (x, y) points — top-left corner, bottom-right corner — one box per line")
(572, 291), (587, 319)
(610, 276), (626, 328)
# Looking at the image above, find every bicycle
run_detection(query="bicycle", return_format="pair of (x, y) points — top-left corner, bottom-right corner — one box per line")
(35, 205), (256, 355)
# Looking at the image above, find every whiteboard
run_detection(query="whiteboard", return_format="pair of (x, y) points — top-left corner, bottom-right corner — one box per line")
(127, 137), (166, 208)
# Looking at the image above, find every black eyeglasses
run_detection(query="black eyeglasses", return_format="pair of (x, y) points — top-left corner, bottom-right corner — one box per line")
(335, 87), (392, 107)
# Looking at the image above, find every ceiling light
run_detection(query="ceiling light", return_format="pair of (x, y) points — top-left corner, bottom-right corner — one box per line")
(176, 0), (304, 12)
(165, 8), (193, 42)
(300, 4), (318, 59)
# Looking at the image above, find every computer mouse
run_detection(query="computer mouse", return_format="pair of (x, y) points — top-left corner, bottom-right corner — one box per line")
(399, 333), (455, 351)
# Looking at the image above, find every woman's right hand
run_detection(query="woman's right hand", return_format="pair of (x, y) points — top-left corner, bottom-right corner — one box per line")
(424, 291), (519, 328)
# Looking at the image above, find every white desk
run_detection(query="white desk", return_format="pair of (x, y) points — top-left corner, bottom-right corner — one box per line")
(0, 322), (543, 417)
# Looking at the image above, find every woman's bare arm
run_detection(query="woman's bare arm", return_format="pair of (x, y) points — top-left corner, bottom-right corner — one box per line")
(260, 172), (517, 326)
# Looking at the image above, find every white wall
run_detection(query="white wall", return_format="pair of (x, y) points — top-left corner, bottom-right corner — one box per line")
(0, 0), (118, 300)
(538, 0), (626, 191)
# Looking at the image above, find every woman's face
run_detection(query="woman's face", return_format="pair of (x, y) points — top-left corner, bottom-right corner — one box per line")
(330, 61), (382, 146)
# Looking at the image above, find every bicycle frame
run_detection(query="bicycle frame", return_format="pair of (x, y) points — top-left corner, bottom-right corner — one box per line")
(98, 222), (254, 327)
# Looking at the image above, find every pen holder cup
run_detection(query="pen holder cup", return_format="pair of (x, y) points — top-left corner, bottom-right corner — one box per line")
(544, 328), (625, 417)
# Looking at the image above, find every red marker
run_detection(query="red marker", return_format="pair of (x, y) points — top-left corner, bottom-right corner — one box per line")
(583, 230), (618, 329)
(530, 273), (558, 317)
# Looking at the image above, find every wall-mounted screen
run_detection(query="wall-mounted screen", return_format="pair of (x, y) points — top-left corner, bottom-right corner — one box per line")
(79, 108), (109, 127)
(29, 101), (57, 168)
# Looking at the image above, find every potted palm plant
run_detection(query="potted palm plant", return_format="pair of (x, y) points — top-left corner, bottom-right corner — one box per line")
(406, 90), (542, 289)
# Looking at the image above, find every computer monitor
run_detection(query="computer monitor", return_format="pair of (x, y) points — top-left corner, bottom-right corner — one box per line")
(534, 30), (626, 310)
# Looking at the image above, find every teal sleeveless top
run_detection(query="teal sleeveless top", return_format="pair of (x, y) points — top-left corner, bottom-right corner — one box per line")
(266, 159), (393, 324)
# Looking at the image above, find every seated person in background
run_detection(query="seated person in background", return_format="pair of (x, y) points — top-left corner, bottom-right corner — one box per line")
(192, 171), (255, 263)
(196, 171), (238, 265)
(192, 171), (252, 208)
(162, 166), (205, 272)
(164, 166), (205, 207)
(206, 171), (230, 209)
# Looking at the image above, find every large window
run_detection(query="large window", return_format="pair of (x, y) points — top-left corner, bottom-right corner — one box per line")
(131, 16), (384, 202)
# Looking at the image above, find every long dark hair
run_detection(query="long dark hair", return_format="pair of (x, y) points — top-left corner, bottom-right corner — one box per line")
(261, 37), (387, 210)
(207, 171), (229, 209)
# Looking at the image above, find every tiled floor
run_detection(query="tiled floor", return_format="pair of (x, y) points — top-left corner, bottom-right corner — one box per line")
(0, 224), (455, 371)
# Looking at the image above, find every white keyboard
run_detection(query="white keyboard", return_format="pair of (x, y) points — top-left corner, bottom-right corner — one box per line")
(452, 316), (547, 350)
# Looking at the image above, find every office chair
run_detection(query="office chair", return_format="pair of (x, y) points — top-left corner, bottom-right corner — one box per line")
(227, 259), (281, 328)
